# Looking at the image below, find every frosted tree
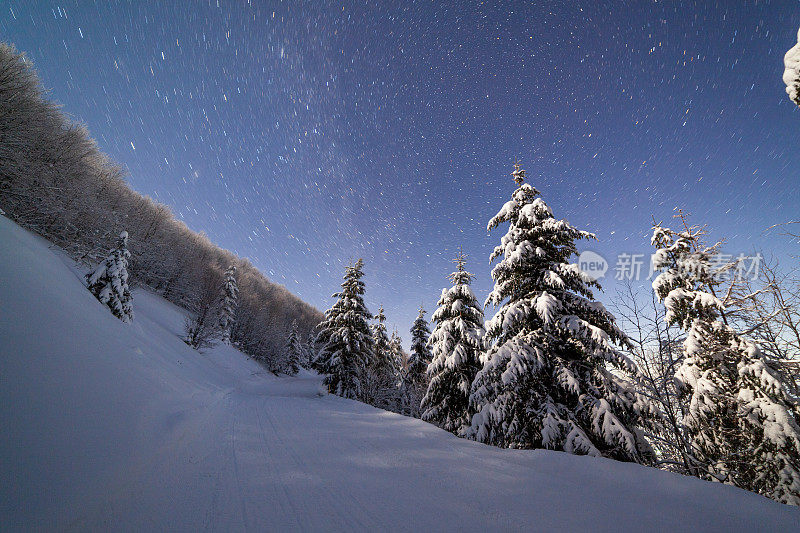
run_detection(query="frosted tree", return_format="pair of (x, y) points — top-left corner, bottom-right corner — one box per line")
(467, 163), (653, 462)
(184, 267), (223, 350)
(372, 306), (392, 371)
(784, 27), (800, 108)
(85, 231), (133, 323)
(363, 306), (400, 410)
(401, 306), (432, 417)
(409, 306), (433, 382)
(219, 265), (238, 344)
(652, 218), (800, 505)
(389, 331), (405, 383)
(283, 320), (302, 375)
(421, 249), (485, 434)
(314, 259), (374, 399)
(302, 334), (316, 369)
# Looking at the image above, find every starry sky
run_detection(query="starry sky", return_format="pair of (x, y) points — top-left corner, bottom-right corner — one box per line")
(2, 1), (799, 341)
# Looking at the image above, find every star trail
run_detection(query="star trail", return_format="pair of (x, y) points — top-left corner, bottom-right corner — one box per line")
(2, 1), (798, 336)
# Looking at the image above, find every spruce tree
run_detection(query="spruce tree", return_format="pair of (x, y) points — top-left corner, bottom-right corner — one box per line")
(389, 331), (405, 385)
(314, 259), (374, 399)
(401, 306), (432, 417)
(299, 334), (313, 369)
(421, 249), (485, 434)
(219, 264), (238, 344)
(284, 320), (302, 375)
(86, 231), (133, 323)
(409, 306), (432, 380)
(363, 306), (399, 410)
(652, 219), (800, 505)
(467, 163), (653, 461)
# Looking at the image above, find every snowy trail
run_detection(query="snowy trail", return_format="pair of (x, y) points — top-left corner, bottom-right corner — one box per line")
(1, 215), (799, 532)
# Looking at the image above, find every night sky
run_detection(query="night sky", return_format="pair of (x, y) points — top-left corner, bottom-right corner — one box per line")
(2, 1), (799, 341)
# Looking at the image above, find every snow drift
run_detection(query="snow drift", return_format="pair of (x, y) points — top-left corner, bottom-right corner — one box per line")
(0, 215), (797, 531)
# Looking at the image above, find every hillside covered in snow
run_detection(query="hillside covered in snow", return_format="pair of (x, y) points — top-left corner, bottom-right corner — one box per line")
(1, 214), (797, 531)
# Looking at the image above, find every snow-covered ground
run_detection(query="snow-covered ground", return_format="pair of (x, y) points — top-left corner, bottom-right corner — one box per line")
(0, 215), (797, 532)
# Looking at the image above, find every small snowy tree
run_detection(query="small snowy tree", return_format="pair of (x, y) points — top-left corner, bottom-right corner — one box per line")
(421, 249), (485, 434)
(283, 320), (302, 375)
(389, 331), (405, 384)
(85, 231), (133, 323)
(467, 163), (653, 461)
(784, 27), (800, 108)
(372, 306), (392, 371)
(363, 306), (400, 411)
(301, 334), (315, 369)
(401, 306), (432, 417)
(652, 218), (800, 505)
(314, 259), (374, 399)
(219, 265), (238, 344)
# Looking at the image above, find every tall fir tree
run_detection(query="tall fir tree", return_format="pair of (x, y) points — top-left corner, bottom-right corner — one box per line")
(652, 219), (800, 505)
(467, 163), (653, 461)
(421, 249), (485, 434)
(86, 231), (133, 323)
(314, 259), (374, 400)
(219, 264), (238, 344)
(283, 320), (302, 375)
(401, 306), (432, 417)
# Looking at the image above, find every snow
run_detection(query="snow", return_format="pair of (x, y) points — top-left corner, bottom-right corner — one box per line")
(1, 215), (798, 530)
(784, 27), (800, 105)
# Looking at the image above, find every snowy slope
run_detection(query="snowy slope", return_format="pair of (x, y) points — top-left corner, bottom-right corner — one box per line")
(0, 215), (797, 532)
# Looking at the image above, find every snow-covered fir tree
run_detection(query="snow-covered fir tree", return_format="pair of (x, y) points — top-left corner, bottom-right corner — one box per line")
(218, 265), (238, 344)
(784, 27), (800, 108)
(409, 306), (433, 383)
(283, 320), (302, 375)
(372, 306), (392, 371)
(401, 306), (432, 417)
(363, 306), (400, 410)
(314, 259), (374, 399)
(652, 220), (800, 505)
(301, 334), (315, 369)
(467, 163), (653, 461)
(421, 249), (485, 434)
(86, 231), (133, 323)
(389, 330), (405, 384)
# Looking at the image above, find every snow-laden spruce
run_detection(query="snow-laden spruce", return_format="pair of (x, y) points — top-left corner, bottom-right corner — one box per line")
(389, 330), (405, 384)
(314, 259), (374, 399)
(784, 27), (800, 108)
(409, 306), (432, 383)
(652, 222), (800, 505)
(219, 265), (238, 344)
(86, 231), (133, 323)
(371, 306), (393, 373)
(421, 249), (485, 434)
(401, 306), (432, 417)
(283, 320), (302, 375)
(363, 306), (400, 411)
(467, 164), (654, 461)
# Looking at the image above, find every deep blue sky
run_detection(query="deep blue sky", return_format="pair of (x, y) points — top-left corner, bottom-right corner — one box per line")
(2, 1), (799, 341)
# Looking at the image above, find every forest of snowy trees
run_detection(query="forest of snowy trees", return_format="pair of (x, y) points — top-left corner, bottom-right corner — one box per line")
(0, 43), (321, 370)
(309, 163), (800, 506)
(2, 37), (799, 508)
